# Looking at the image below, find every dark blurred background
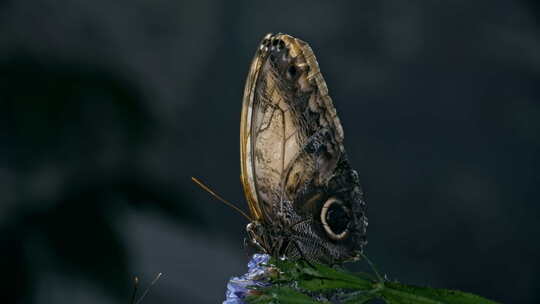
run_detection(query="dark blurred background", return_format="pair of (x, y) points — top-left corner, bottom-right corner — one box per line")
(1, 1), (539, 303)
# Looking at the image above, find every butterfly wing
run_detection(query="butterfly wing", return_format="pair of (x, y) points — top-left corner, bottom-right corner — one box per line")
(240, 40), (265, 222)
(240, 33), (367, 263)
(241, 33), (345, 220)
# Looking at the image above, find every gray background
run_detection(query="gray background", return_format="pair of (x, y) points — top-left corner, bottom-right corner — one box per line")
(0, 0), (539, 303)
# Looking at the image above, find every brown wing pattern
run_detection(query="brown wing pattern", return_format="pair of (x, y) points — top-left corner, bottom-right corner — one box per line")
(241, 33), (346, 224)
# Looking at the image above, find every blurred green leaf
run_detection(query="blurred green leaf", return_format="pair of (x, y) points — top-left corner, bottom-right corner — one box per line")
(0, 55), (203, 303)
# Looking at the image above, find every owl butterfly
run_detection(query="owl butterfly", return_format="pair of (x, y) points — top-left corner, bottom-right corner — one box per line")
(240, 33), (367, 264)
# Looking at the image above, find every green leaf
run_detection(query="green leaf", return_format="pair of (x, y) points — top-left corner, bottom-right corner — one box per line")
(271, 259), (373, 291)
(381, 282), (498, 304)
(246, 287), (324, 304)
(248, 258), (498, 304)
(342, 291), (381, 304)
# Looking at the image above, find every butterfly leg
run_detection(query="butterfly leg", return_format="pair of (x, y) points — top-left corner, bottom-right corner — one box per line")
(246, 222), (269, 253)
(243, 237), (254, 259)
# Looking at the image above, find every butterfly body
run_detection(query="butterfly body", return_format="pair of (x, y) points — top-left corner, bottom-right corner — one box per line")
(240, 33), (367, 264)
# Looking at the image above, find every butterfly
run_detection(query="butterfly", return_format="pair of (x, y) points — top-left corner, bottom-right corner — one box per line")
(239, 33), (367, 264)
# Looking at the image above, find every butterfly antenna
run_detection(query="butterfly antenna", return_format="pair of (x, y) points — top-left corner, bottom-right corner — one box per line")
(360, 252), (384, 283)
(130, 276), (139, 304)
(134, 273), (162, 304)
(191, 177), (252, 221)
